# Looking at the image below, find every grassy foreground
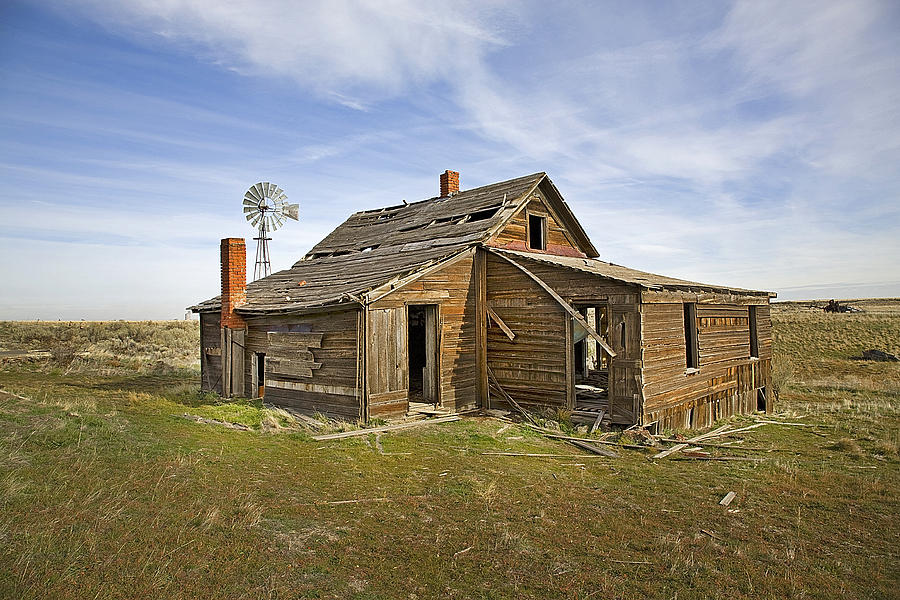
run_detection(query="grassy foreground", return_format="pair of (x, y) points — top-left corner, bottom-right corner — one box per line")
(0, 307), (898, 599)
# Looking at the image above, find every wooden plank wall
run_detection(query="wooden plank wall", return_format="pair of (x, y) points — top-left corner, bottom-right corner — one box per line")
(243, 309), (362, 421)
(485, 254), (641, 423)
(641, 298), (773, 429)
(200, 311), (222, 394)
(487, 193), (584, 257)
(369, 252), (478, 416)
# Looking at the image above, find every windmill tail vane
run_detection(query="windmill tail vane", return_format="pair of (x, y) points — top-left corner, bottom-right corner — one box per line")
(242, 182), (299, 281)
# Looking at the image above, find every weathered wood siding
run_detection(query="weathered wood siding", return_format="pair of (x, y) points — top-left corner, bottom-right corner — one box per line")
(641, 297), (773, 429)
(244, 309), (362, 420)
(485, 253), (641, 424)
(200, 311), (222, 394)
(488, 192), (585, 257)
(368, 252), (478, 416)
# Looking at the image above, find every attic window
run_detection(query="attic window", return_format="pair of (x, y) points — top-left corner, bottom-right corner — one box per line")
(528, 213), (547, 250)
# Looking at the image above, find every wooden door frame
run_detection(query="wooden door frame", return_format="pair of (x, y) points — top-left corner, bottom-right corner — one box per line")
(405, 302), (442, 407)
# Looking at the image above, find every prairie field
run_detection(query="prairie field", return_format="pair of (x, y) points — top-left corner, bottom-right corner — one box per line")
(0, 304), (898, 599)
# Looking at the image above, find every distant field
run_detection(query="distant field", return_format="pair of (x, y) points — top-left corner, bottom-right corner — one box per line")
(0, 303), (898, 599)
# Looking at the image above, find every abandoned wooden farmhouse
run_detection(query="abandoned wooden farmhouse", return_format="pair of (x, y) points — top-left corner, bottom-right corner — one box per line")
(190, 171), (775, 430)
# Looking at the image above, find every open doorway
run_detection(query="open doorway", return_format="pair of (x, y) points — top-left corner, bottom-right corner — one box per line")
(408, 304), (439, 408)
(573, 303), (611, 418)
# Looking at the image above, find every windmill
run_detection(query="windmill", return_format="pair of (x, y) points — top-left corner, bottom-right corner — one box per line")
(242, 182), (299, 280)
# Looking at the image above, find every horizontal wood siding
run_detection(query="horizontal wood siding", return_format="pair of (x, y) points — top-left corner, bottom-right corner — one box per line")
(200, 312), (222, 394)
(487, 255), (567, 407)
(488, 192), (584, 257)
(486, 254), (640, 423)
(370, 252), (478, 414)
(244, 309), (361, 420)
(641, 298), (773, 429)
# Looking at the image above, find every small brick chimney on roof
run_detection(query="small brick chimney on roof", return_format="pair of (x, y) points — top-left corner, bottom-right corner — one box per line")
(220, 238), (247, 330)
(440, 170), (459, 197)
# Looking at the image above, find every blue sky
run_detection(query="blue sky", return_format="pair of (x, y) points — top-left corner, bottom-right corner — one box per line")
(1, 0), (899, 319)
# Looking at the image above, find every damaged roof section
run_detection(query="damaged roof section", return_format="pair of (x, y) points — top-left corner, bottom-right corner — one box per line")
(301, 172), (545, 260)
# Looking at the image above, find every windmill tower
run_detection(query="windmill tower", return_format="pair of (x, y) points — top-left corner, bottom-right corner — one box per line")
(242, 182), (299, 280)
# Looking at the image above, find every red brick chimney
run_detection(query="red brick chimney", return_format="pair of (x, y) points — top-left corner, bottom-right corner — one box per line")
(220, 238), (247, 329)
(440, 170), (459, 197)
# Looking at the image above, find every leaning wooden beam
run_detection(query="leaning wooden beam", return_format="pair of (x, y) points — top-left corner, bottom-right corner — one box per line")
(312, 415), (461, 440)
(487, 365), (538, 424)
(487, 305), (516, 341)
(489, 251), (616, 357)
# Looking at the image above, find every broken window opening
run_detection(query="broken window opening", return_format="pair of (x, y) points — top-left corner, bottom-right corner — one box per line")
(749, 305), (759, 358)
(684, 302), (699, 370)
(528, 214), (547, 250)
(256, 352), (265, 398)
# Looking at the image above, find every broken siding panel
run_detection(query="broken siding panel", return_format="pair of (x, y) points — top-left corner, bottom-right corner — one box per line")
(488, 193), (585, 257)
(243, 309), (361, 420)
(369, 253), (478, 413)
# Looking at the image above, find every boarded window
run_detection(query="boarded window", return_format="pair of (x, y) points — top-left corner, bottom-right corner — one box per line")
(684, 303), (699, 369)
(528, 214), (547, 250)
(749, 305), (759, 358)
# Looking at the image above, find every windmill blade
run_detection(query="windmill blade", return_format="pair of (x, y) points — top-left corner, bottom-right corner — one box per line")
(251, 213), (262, 228)
(283, 203), (299, 220)
(254, 183), (266, 200)
(246, 186), (262, 203)
(262, 182), (270, 197)
(273, 212), (285, 229)
(243, 205), (260, 215)
(243, 196), (259, 207)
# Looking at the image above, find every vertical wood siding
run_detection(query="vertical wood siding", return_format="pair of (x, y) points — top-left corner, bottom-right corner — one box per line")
(200, 311), (222, 394)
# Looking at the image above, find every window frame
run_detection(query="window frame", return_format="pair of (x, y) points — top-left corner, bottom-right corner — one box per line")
(526, 212), (548, 251)
(749, 305), (759, 359)
(683, 302), (700, 372)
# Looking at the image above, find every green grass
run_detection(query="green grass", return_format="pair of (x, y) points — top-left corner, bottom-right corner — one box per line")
(0, 309), (898, 599)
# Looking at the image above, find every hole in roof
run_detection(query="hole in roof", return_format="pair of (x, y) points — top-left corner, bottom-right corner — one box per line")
(467, 207), (500, 222)
(361, 245), (378, 253)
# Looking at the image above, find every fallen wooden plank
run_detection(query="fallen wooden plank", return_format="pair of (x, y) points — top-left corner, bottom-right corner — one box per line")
(539, 432), (649, 451)
(719, 491), (736, 506)
(566, 439), (618, 458)
(752, 419), (812, 426)
(312, 415), (460, 440)
(672, 456), (765, 462)
(178, 413), (252, 431)
(589, 411), (605, 435)
(653, 443), (688, 459)
(482, 452), (612, 458)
